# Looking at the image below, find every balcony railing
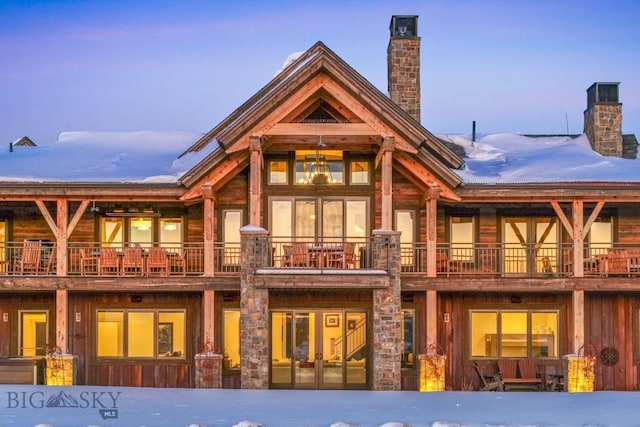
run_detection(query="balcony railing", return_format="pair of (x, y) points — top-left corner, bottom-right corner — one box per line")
(250, 237), (383, 271)
(2, 239), (638, 278)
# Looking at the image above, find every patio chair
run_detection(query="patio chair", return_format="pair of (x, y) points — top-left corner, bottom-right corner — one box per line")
(146, 247), (169, 276)
(472, 361), (502, 391)
(99, 247), (121, 275)
(80, 248), (99, 276)
(290, 243), (310, 267)
(517, 359), (543, 391)
(15, 240), (42, 275)
(122, 247), (144, 276)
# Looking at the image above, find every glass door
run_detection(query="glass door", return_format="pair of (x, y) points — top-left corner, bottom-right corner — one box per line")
(270, 310), (368, 389)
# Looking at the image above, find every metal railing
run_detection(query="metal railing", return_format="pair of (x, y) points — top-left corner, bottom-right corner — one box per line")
(251, 237), (385, 271)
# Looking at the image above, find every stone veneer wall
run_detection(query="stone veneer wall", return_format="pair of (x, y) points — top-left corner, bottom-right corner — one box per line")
(372, 230), (402, 390)
(387, 37), (421, 123)
(584, 103), (622, 157)
(239, 226), (270, 389)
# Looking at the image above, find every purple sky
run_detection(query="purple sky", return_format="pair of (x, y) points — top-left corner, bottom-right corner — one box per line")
(1, 0), (639, 146)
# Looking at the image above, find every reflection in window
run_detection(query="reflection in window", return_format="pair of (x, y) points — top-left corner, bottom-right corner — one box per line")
(401, 309), (415, 368)
(588, 217), (612, 256)
(97, 309), (185, 359)
(470, 309), (558, 359)
(451, 216), (474, 261)
(101, 217), (123, 248)
(268, 160), (288, 184)
(160, 219), (182, 247)
(130, 218), (152, 247)
(350, 161), (369, 184)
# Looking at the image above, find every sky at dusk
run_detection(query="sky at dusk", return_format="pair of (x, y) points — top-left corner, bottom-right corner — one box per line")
(1, 0), (639, 146)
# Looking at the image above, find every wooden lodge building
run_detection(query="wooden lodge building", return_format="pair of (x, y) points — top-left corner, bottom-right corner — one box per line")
(1, 15), (640, 391)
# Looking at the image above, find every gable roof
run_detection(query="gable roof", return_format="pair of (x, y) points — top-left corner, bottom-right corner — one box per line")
(178, 42), (465, 200)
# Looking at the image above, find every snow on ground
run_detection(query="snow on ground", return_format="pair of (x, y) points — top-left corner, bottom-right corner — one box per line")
(2, 386), (640, 427)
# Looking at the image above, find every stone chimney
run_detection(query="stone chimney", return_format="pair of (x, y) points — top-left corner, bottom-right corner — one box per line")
(583, 82), (623, 157)
(387, 15), (420, 123)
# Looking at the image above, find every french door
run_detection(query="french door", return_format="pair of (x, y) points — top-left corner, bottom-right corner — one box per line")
(270, 310), (368, 389)
(503, 217), (558, 274)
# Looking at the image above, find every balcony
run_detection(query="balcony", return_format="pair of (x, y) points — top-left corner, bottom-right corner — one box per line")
(2, 239), (638, 279)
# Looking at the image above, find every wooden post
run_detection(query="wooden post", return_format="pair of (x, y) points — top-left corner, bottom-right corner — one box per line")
(426, 290), (437, 348)
(202, 184), (215, 277)
(573, 289), (584, 353)
(381, 137), (395, 230)
(56, 289), (67, 353)
(249, 135), (262, 226)
(425, 186), (440, 277)
(56, 199), (68, 276)
(203, 289), (215, 350)
(572, 200), (584, 278)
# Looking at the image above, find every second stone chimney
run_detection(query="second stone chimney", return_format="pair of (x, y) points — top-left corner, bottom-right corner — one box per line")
(387, 15), (421, 123)
(583, 82), (623, 157)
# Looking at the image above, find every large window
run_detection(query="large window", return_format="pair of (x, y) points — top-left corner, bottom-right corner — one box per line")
(470, 309), (559, 359)
(96, 309), (186, 359)
(396, 211), (415, 267)
(270, 198), (368, 242)
(100, 217), (183, 248)
(587, 217), (612, 256)
(295, 150), (344, 185)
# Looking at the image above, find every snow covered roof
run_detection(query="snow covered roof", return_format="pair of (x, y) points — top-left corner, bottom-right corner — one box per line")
(0, 131), (214, 184)
(439, 132), (640, 184)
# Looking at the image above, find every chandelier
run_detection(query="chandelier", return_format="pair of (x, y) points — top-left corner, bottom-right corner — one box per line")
(304, 136), (333, 185)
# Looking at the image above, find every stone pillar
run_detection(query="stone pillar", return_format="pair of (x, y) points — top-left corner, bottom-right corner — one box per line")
(372, 229), (402, 390)
(240, 226), (270, 389)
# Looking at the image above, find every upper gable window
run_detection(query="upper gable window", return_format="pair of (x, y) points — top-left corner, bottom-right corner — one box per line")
(350, 161), (370, 185)
(268, 160), (288, 185)
(295, 150), (344, 185)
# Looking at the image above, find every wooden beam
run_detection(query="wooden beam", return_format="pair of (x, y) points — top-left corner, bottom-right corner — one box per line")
(203, 289), (215, 350)
(381, 137), (394, 229)
(550, 200), (574, 240)
(572, 200), (584, 277)
(267, 122), (377, 136)
(426, 290), (438, 348)
(67, 200), (89, 237)
(56, 289), (68, 353)
(573, 289), (584, 354)
(425, 187), (439, 278)
(56, 199), (68, 276)
(204, 185), (215, 277)
(249, 136), (262, 226)
(35, 200), (58, 235)
(582, 201), (605, 240)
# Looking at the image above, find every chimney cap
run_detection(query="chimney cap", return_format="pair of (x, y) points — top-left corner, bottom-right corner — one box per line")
(587, 82), (620, 109)
(390, 15), (418, 38)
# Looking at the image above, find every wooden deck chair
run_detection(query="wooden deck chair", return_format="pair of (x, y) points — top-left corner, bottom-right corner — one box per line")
(472, 361), (502, 391)
(80, 249), (99, 276)
(99, 247), (121, 275)
(281, 245), (293, 267)
(517, 359), (543, 391)
(497, 359), (518, 380)
(290, 243), (310, 267)
(146, 247), (168, 276)
(16, 240), (42, 275)
(43, 247), (56, 274)
(122, 247), (144, 276)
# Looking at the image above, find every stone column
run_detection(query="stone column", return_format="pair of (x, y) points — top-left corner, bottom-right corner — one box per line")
(372, 229), (402, 390)
(240, 226), (270, 389)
